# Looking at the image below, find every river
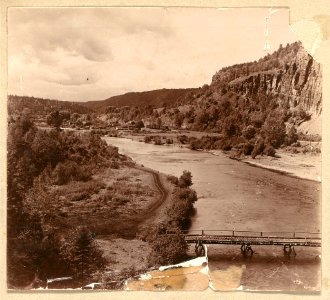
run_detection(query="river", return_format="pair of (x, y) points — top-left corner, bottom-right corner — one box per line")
(104, 136), (321, 291)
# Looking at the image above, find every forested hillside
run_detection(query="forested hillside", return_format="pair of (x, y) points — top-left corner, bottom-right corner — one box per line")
(81, 88), (197, 112)
(8, 95), (94, 116)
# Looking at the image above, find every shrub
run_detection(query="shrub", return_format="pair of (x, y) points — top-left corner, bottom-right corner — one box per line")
(239, 142), (254, 155)
(167, 175), (179, 185)
(263, 144), (276, 157)
(144, 136), (152, 143)
(291, 141), (301, 147)
(151, 231), (188, 265)
(154, 136), (163, 145)
(262, 112), (286, 148)
(221, 141), (232, 151)
(110, 160), (119, 169)
(69, 192), (89, 202)
(285, 125), (298, 145)
(178, 170), (193, 188)
(242, 125), (256, 140)
(166, 138), (173, 144)
(173, 187), (197, 203)
(251, 137), (265, 159)
(53, 161), (92, 185)
(189, 140), (200, 150)
(177, 135), (188, 144)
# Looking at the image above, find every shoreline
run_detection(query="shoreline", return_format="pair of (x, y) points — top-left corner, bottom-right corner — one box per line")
(239, 150), (321, 183)
(109, 134), (321, 183)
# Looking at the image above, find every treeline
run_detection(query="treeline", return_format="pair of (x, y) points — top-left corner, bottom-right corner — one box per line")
(7, 113), (121, 288)
(147, 91), (300, 157)
(8, 95), (93, 116)
(82, 88), (197, 112)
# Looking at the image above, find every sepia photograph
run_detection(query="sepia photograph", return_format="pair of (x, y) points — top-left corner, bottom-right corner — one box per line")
(6, 6), (322, 292)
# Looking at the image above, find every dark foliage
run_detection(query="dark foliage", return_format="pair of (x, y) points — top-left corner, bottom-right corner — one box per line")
(178, 170), (193, 188)
(60, 228), (107, 285)
(150, 171), (198, 265)
(7, 114), (120, 288)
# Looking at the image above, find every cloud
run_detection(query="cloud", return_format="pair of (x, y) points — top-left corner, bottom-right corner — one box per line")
(8, 8), (113, 62)
(8, 7), (297, 102)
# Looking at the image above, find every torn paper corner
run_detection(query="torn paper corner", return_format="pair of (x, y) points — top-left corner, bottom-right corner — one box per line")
(290, 14), (330, 57)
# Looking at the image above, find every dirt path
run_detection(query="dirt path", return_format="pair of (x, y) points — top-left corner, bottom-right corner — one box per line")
(131, 165), (171, 231)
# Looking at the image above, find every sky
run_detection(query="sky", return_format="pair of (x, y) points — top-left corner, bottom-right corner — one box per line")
(8, 7), (298, 102)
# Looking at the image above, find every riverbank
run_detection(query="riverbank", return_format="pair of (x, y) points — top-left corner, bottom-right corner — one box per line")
(93, 160), (199, 289)
(113, 132), (322, 183)
(241, 150), (321, 182)
(93, 163), (176, 288)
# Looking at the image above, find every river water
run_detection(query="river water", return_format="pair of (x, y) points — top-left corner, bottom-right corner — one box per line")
(104, 137), (321, 291)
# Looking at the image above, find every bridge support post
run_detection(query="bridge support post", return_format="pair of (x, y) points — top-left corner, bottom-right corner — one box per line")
(283, 244), (296, 258)
(195, 241), (205, 257)
(241, 243), (253, 258)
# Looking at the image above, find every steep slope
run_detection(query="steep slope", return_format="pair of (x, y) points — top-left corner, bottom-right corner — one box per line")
(210, 42), (322, 136)
(224, 45), (322, 115)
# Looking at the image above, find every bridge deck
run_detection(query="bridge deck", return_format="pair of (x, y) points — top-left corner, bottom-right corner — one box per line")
(166, 230), (321, 247)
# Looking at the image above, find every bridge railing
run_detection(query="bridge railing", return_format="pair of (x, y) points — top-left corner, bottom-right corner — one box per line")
(165, 230), (321, 240)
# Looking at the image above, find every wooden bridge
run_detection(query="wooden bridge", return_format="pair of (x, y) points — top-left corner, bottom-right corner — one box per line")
(165, 230), (321, 257)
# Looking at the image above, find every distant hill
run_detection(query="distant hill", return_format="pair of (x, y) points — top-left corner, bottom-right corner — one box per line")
(8, 95), (94, 116)
(81, 88), (198, 112)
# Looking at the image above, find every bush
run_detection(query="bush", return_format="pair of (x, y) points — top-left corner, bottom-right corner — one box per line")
(262, 112), (286, 148)
(144, 136), (152, 143)
(251, 137), (265, 159)
(291, 141), (301, 147)
(222, 141), (232, 151)
(242, 142), (254, 155)
(178, 170), (193, 188)
(166, 138), (173, 144)
(263, 144), (276, 157)
(167, 175), (179, 185)
(242, 125), (256, 140)
(177, 135), (188, 144)
(53, 161), (92, 185)
(285, 125), (298, 145)
(154, 136), (163, 145)
(151, 231), (188, 265)
(173, 187), (197, 203)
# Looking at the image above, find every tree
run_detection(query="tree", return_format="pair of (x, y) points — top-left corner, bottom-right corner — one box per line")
(261, 112), (286, 148)
(286, 125), (298, 145)
(47, 110), (70, 130)
(135, 120), (145, 129)
(60, 228), (107, 285)
(178, 170), (193, 188)
(151, 231), (188, 265)
(242, 125), (256, 140)
(47, 111), (63, 129)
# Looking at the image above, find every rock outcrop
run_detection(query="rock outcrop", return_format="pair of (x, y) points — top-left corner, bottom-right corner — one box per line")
(212, 43), (322, 116)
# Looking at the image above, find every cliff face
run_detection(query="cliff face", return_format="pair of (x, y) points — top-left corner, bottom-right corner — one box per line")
(211, 43), (322, 116)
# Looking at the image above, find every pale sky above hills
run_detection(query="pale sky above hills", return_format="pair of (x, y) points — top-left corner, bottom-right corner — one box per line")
(8, 7), (298, 102)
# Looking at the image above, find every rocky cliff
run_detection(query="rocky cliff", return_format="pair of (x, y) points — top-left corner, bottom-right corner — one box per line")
(211, 42), (322, 116)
